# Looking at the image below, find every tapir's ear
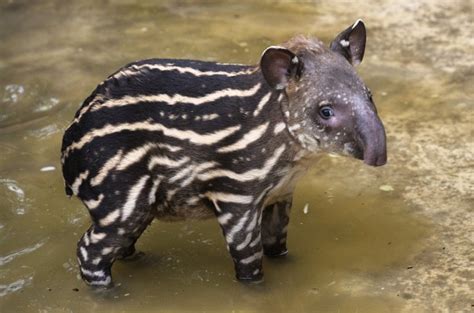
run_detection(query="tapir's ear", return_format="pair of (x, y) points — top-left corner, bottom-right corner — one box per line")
(330, 19), (366, 66)
(260, 46), (301, 90)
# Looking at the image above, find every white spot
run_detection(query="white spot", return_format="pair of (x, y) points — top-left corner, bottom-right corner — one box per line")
(340, 39), (350, 47)
(273, 122), (286, 134)
(303, 203), (309, 214)
(102, 247), (114, 255)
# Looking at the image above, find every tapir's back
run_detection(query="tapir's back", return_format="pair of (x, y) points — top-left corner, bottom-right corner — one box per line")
(61, 59), (273, 195)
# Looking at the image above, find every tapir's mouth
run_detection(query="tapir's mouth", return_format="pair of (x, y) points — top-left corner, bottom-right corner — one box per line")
(344, 142), (386, 167)
(362, 140), (387, 167)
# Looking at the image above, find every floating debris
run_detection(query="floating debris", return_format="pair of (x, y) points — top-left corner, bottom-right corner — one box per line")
(40, 166), (56, 172)
(303, 203), (309, 214)
(379, 185), (394, 192)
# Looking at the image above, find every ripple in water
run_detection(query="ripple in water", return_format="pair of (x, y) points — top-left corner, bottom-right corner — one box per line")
(0, 179), (27, 215)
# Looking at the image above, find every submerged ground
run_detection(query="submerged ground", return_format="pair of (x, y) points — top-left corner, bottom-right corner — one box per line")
(0, 1), (472, 312)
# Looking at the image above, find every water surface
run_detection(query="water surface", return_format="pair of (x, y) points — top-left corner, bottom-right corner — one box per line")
(1, 1), (472, 312)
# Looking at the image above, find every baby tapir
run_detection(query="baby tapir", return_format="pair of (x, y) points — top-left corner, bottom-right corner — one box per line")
(61, 20), (386, 287)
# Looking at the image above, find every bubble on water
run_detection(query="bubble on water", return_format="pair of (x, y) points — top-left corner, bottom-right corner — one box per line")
(3, 180), (25, 201)
(2, 84), (25, 103)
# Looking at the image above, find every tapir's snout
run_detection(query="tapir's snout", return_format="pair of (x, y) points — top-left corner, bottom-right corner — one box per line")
(363, 140), (387, 167)
(356, 110), (387, 167)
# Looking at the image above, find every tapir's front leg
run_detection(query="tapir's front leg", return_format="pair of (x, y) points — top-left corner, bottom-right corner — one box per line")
(214, 201), (264, 283)
(261, 198), (292, 257)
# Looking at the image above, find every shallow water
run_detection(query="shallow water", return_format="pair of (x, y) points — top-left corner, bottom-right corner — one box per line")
(0, 1), (472, 312)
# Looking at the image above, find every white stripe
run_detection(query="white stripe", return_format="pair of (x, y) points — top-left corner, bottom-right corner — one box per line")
(254, 185), (273, 206)
(113, 63), (256, 80)
(80, 247), (88, 261)
(90, 232), (107, 244)
(206, 192), (253, 204)
(186, 196), (200, 205)
(80, 268), (105, 278)
(217, 122), (269, 153)
(70, 170), (89, 195)
(148, 177), (161, 205)
(226, 211), (250, 244)
(99, 209), (120, 227)
(121, 176), (149, 222)
(178, 162), (217, 187)
(236, 233), (253, 251)
(83, 194), (104, 210)
(66, 95), (105, 131)
(63, 121), (241, 158)
(217, 212), (233, 225)
(116, 144), (155, 171)
(253, 92), (272, 117)
(246, 211), (259, 232)
(198, 144), (286, 182)
(169, 164), (194, 183)
(273, 122), (286, 134)
(148, 156), (190, 171)
(249, 233), (261, 248)
(89, 276), (112, 286)
(240, 250), (263, 264)
(90, 150), (123, 186)
(117, 143), (183, 171)
(83, 233), (90, 246)
(90, 83), (261, 112)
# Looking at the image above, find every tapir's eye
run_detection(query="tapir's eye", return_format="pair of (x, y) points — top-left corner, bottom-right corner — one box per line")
(319, 106), (334, 119)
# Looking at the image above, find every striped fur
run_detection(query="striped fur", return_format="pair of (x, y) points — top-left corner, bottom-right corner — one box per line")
(62, 27), (386, 287)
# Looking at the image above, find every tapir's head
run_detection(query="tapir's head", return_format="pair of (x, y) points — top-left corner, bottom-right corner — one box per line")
(260, 20), (387, 166)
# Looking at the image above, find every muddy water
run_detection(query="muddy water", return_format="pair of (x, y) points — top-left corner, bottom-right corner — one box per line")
(0, 1), (472, 312)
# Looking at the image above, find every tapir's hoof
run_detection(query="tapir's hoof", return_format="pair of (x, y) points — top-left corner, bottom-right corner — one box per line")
(82, 273), (113, 288)
(237, 272), (264, 284)
(264, 247), (288, 258)
(120, 250), (145, 262)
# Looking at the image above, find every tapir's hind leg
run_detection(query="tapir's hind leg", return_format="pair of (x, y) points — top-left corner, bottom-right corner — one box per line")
(77, 197), (154, 287)
(261, 199), (292, 257)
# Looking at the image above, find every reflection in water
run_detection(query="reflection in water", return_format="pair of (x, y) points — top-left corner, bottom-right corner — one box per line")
(0, 0), (472, 312)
